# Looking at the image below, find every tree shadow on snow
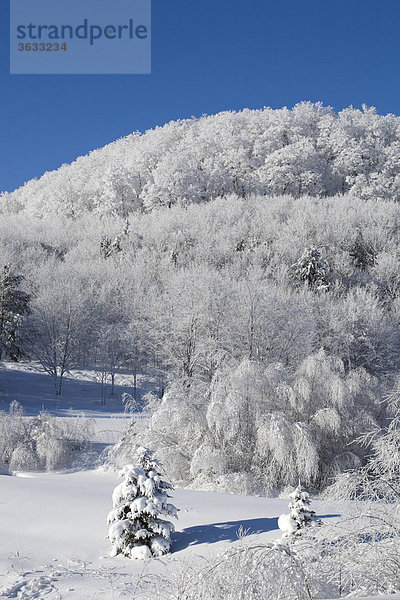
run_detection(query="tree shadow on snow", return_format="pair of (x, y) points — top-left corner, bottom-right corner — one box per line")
(172, 517), (279, 551)
(0, 365), (147, 416)
(173, 513), (341, 552)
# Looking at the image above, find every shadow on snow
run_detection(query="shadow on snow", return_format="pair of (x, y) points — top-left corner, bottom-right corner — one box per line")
(0, 364), (148, 417)
(173, 517), (279, 551)
(173, 513), (341, 551)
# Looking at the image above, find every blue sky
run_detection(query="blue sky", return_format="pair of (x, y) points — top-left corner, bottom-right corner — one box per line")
(1, 0), (400, 193)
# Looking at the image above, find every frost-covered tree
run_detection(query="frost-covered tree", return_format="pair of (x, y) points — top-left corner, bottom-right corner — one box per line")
(107, 447), (178, 559)
(292, 246), (330, 290)
(25, 264), (98, 395)
(278, 483), (320, 539)
(0, 265), (30, 360)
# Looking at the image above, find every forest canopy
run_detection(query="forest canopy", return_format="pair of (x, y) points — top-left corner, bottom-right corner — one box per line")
(2, 101), (400, 217)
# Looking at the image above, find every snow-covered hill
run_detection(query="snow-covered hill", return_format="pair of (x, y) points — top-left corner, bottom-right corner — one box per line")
(3, 103), (400, 217)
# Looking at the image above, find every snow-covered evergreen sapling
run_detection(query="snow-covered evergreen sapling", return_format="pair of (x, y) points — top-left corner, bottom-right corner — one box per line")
(107, 446), (178, 559)
(292, 246), (329, 291)
(278, 483), (321, 539)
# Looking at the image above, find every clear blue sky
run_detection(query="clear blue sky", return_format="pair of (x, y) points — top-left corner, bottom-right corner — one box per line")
(1, 0), (400, 193)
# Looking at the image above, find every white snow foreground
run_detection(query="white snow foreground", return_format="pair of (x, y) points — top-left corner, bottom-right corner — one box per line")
(0, 469), (286, 598)
(0, 469), (398, 600)
(107, 449), (178, 559)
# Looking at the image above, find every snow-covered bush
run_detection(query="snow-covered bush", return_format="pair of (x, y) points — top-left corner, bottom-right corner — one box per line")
(316, 376), (400, 596)
(173, 537), (326, 600)
(328, 375), (400, 505)
(107, 446), (178, 559)
(278, 484), (320, 539)
(0, 401), (94, 471)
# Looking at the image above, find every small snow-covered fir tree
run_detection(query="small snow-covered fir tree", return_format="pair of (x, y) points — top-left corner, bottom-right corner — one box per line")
(107, 446), (178, 559)
(278, 483), (320, 539)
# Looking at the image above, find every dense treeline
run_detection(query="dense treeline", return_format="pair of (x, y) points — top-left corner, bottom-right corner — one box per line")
(3, 102), (400, 217)
(1, 188), (400, 490)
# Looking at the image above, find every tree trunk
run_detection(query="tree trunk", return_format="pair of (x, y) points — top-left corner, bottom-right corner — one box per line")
(111, 372), (115, 397)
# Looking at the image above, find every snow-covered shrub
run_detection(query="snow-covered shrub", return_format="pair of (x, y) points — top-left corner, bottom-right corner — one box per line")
(328, 375), (400, 504)
(173, 538), (326, 600)
(0, 402), (94, 471)
(107, 446), (178, 559)
(278, 484), (321, 540)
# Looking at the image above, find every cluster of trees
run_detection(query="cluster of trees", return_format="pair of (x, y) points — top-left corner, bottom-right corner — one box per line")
(105, 437), (400, 598)
(170, 406), (400, 599)
(3, 103), (400, 217)
(124, 350), (381, 493)
(1, 190), (399, 488)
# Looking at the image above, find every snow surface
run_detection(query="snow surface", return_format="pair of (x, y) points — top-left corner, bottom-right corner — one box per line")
(0, 468), (342, 599)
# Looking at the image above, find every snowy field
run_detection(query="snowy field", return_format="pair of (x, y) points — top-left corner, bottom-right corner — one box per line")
(0, 363), (399, 600)
(0, 470), (398, 600)
(0, 468), (341, 599)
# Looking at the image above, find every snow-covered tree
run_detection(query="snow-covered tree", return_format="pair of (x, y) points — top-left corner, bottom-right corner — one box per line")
(107, 447), (178, 559)
(25, 264), (98, 395)
(0, 265), (30, 361)
(278, 483), (320, 539)
(292, 246), (330, 290)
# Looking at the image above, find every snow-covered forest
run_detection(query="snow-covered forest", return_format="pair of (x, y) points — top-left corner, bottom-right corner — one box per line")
(1, 102), (400, 491)
(2, 102), (400, 598)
